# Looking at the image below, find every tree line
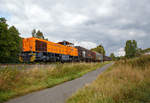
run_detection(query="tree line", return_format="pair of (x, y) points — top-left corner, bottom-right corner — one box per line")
(110, 40), (149, 60)
(91, 45), (106, 56)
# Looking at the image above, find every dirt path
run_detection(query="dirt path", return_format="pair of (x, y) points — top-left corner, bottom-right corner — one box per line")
(5, 63), (113, 103)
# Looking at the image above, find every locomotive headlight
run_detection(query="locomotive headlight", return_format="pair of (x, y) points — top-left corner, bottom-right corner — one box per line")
(19, 56), (23, 62)
(30, 53), (36, 62)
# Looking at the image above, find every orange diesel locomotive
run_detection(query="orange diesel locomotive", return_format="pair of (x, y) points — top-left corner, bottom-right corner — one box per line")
(19, 37), (78, 62)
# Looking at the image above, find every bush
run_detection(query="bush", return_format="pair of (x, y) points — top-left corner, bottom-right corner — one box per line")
(116, 55), (150, 69)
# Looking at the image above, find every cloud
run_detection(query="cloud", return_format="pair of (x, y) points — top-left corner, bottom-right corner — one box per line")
(61, 13), (88, 26)
(114, 48), (125, 57)
(0, 0), (150, 56)
(74, 41), (97, 50)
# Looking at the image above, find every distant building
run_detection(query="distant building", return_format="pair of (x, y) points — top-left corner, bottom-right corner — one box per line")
(144, 52), (150, 55)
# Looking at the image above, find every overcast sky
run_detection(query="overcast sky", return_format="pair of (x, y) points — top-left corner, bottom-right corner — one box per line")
(0, 0), (150, 56)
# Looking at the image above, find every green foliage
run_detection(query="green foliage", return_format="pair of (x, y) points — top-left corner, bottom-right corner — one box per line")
(125, 40), (138, 58)
(91, 45), (105, 56)
(135, 48), (142, 57)
(140, 48), (150, 54)
(110, 53), (115, 60)
(32, 29), (36, 37)
(31, 29), (45, 39)
(132, 48), (150, 56)
(36, 30), (44, 39)
(0, 17), (22, 63)
(117, 55), (150, 69)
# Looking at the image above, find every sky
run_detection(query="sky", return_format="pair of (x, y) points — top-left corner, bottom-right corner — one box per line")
(0, 0), (150, 56)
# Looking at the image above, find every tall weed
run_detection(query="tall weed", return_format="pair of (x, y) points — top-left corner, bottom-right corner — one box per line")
(0, 62), (107, 103)
(67, 56), (150, 103)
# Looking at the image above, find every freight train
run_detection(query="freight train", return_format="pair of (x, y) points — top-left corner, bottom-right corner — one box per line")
(19, 37), (104, 62)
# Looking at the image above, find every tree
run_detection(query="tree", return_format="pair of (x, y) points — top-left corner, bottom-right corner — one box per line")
(36, 30), (44, 39)
(0, 17), (9, 62)
(91, 45), (106, 56)
(0, 17), (7, 24)
(8, 26), (22, 62)
(140, 48), (150, 54)
(0, 17), (22, 63)
(32, 29), (36, 37)
(125, 40), (137, 58)
(135, 48), (142, 57)
(110, 53), (115, 60)
(0, 17), (8, 35)
(31, 29), (45, 39)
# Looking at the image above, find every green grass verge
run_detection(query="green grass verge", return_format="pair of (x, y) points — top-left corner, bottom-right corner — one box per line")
(67, 55), (150, 103)
(0, 62), (109, 103)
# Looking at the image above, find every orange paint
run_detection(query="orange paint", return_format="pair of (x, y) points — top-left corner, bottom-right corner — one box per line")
(22, 37), (78, 56)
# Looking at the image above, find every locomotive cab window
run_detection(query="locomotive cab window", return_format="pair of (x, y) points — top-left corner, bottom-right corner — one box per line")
(35, 40), (47, 52)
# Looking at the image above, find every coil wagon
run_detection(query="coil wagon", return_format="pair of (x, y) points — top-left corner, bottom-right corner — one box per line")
(75, 46), (103, 62)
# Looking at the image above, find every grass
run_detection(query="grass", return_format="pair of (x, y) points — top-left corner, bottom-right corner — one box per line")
(0, 62), (109, 103)
(67, 55), (150, 103)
